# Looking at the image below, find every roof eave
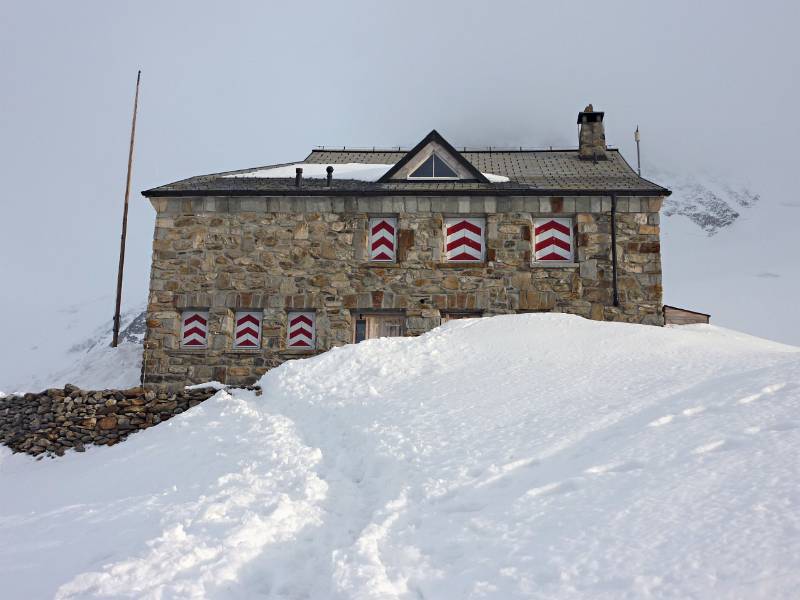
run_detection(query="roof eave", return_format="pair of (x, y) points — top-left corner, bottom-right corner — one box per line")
(142, 187), (671, 198)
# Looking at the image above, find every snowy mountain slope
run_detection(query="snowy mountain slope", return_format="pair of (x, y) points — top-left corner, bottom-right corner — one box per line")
(658, 169), (799, 346)
(1, 314), (798, 599)
(657, 169), (760, 236)
(0, 298), (144, 394)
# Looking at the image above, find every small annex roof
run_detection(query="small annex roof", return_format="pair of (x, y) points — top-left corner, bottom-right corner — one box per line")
(143, 131), (671, 197)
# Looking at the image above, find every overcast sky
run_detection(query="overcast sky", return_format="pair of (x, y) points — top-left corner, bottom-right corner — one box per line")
(1, 1), (798, 381)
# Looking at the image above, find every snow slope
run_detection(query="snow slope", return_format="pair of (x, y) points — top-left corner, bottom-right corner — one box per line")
(0, 298), (144, 394)
(2, 314), (799, 599)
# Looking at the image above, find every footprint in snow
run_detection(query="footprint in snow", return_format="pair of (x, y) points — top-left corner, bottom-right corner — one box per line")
(584, 460), (645, 475)
(693, 440), (726, 454)
(525, 480), (580, 498)
(738, 382), (787, 405)
(692, 438), (745, 454)
(650, 407), (705, 428)
(648, 414), (674, 427)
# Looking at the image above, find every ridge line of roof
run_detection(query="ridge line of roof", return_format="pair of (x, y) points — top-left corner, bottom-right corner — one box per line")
(309, 147), (621, 154)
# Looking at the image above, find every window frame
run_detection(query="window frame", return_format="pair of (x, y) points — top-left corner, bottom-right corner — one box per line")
(352, 312), (406, 343)
(406, 152), (460, 181)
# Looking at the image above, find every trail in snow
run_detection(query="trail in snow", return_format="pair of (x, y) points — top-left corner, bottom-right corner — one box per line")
(1, 314), (799, 599)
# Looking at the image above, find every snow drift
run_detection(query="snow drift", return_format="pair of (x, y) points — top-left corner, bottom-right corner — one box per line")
(1, 314), (799, 599)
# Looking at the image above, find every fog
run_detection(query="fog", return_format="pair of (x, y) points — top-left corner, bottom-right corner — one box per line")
(1, 1), (798, 382)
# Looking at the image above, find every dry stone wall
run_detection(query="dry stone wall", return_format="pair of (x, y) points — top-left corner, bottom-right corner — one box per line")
(0, 385), (244, 457)
(144, 194), (664, 389)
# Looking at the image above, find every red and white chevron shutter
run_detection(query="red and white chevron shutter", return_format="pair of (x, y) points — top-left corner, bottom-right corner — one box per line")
(233, 310), (261, 349)
(287, 311), (316, 348)
(534, 218), (574, 261)
(369, 217), (397, 262)
(444, 217), (485, 262)
(180, 310), (209, 348)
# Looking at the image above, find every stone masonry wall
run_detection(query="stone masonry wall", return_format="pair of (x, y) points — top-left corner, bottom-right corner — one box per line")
(143, 195), (663, 389)
(0, 385), (231, 457)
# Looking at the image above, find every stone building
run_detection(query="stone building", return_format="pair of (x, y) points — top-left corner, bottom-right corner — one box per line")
(141, 105), (671, 389)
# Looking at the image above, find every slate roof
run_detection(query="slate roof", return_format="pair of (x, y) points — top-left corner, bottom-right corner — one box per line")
(143, 147), (670, 197)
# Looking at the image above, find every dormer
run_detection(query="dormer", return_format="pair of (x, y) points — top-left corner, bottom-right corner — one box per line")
(378, 130), (489, 184)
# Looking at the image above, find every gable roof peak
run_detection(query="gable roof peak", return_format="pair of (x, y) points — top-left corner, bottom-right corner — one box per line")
(377, 130), (490, 184)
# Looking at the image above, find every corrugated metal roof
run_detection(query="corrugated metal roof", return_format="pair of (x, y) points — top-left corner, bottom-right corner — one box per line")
(143, 148), (670, 196)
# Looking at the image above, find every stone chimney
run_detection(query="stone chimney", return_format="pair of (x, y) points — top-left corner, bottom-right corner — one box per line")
(577, 104), (607, 161)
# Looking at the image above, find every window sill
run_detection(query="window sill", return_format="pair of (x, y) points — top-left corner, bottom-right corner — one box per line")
(532, 262), (579, 269)
(175, 347), (209, 353)
(281, 348), (318, 355)
(225, 348), (263, 354)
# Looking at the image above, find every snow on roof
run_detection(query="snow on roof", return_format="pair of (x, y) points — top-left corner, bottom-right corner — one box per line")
(224, 162), (510, 183)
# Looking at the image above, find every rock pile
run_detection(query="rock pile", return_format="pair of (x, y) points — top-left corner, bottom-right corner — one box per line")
(0, 384), (259, 458)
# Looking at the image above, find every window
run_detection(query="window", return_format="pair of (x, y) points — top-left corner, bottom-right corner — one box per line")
(444, 217), (485, 262)
(408, 153), (459, 179)
(353, 313), (405, 342)
(369, 217), (397, 262)
(533, 218), (574, 262)
(180, 310), (209, 348)
(287, 311), (315, 349)
(233, 310), (262, 349)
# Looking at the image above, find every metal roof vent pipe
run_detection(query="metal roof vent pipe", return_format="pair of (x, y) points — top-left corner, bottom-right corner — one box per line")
(577, 104), (608, 161)
(295, 167), (303, 187)
(326, 165), (334, 187)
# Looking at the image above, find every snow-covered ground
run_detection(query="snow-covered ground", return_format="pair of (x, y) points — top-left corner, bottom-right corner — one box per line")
(2, 314), (798, 599)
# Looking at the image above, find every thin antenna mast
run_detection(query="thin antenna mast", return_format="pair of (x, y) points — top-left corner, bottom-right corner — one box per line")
(634, 125), (641, 176)
(112, 70), (141, 348)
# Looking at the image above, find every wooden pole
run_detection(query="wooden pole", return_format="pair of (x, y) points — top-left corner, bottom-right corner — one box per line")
(112, 70), (141, 347)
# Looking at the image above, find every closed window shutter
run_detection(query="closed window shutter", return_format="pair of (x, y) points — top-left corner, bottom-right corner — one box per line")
(233, 310), (261, 349)
(534, 218), (574, 261)
(369, 217), (397, 262)
(287, 311), (316, 348)
(444, 217), (485, 262)
(180, 310), (209, 348)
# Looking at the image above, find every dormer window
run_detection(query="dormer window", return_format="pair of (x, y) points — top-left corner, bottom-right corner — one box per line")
(408, 153), (459, 180)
